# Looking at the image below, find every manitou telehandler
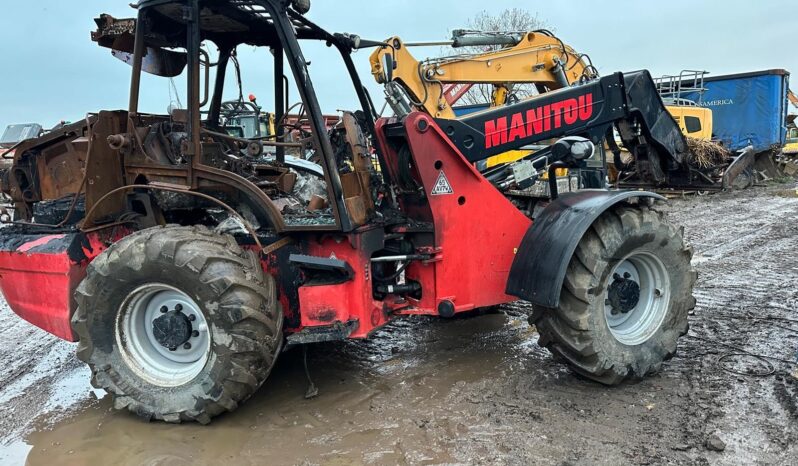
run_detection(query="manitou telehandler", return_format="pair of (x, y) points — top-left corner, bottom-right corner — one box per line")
(367, 30), (764, 193)
(0, 0), (695, 424)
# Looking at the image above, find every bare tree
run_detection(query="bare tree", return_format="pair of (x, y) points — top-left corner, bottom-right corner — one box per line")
(444, 9), (552, 106)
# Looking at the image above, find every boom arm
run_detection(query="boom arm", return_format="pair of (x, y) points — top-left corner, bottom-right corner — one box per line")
(436, 71), (690, 186)
(370, 31), (598, 119)
(788, 89), (798, 109)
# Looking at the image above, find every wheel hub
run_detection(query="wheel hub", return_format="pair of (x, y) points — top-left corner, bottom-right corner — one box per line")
(116, 284), (211, 387)
(607, 273), (641, 315)
(604, 253), (671, 346)
(152, 309), (193, 350)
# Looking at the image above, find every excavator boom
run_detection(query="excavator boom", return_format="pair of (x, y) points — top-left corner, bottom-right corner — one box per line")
(370, 30), (598, 119)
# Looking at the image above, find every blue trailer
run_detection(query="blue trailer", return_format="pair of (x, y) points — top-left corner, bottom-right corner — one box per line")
(680, 69), (791, 153)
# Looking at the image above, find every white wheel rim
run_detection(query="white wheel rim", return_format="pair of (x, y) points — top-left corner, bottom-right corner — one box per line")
(604, 252), (671, 346)
(116, 284), (211, 387)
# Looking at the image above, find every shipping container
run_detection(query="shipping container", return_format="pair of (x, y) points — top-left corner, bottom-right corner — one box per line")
(679, 69), (791, 153)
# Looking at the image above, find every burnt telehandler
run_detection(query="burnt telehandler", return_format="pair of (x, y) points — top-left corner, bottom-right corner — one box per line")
(0, 0), (695, 424)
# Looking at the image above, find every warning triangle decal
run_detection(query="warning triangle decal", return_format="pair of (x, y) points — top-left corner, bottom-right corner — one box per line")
(431, 171), (454, 195)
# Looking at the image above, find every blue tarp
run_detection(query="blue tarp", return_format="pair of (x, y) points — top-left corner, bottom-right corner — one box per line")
(680, 70), (790, 152)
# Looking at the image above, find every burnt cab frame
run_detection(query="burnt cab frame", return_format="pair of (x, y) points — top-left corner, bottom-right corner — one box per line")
(128, 0), (384, 233)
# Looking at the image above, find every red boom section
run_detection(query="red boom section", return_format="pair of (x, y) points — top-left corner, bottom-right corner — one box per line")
(376, 112), (532, 316)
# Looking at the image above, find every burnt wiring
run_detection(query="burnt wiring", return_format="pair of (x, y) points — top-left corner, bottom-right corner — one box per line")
(221, 49), (247, 125)
(80, 211), (143, 234)
(717, 353), (776, 377)
(81, 184), (264, 250)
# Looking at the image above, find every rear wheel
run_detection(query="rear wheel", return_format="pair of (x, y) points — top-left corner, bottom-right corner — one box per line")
(531, 205), (696, 385)
(72, 226), (283, 423)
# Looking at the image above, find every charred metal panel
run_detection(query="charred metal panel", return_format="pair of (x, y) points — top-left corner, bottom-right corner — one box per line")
(5, 119), (97, 222)
(84, 111), (129, 226)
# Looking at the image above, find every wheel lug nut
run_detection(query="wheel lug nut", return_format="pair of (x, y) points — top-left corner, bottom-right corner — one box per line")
(613, 273), (621, 281)
(623, 272), (632, 279)
(183, 343), (192, 350)
(169, 347), (177, 352)
(192, 330), (200, 338)
(175, 304), (183, 312)
(655, 289), (662, 297)
(188, 314), (197, 322)
(160, 306), (168, 313)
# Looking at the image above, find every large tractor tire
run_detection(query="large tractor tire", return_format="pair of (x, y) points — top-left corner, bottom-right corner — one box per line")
(531, 205), (696, 385)
(72, 226), (283, 424)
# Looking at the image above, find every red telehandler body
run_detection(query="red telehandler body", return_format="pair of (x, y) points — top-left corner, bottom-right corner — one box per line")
(0, 0), (695, 423)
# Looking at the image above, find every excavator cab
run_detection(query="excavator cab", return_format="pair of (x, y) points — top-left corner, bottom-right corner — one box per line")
(655, 71), (714, 141)
(785, 124), (798, 155)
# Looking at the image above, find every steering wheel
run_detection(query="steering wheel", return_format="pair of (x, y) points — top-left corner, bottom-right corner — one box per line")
(276, 102), (314, 140)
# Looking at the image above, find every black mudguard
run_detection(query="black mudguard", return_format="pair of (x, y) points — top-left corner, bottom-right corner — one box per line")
(505, 190), (665, 308)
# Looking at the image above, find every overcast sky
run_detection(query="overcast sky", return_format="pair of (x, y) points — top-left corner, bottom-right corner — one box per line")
(0, 0), (794, 131)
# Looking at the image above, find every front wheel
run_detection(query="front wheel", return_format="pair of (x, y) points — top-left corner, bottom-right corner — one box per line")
(72, 226), (283, 423)
(531, 205), (696, 385)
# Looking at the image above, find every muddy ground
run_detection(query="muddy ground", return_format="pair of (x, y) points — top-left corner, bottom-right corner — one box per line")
(0, 185), (797, 465)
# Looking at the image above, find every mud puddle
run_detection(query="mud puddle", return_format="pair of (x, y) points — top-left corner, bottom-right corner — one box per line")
(16, 312), (549, 465)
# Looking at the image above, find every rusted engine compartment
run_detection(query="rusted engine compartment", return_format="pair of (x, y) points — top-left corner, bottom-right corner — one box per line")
(4, 107), (384, 241)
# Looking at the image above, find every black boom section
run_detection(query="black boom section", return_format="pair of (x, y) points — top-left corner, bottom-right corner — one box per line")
(435, 71), (689, 182)
(622, 71), (689, 165)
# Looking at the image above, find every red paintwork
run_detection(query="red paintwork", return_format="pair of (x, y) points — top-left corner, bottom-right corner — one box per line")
(0, 232), (121, 342)
(0, 248), (84, 341)
(298, 234), (393, 338)
(443, 83), (474, 106)
(270, 112), (533, 338)
(377, 113), (532, 316)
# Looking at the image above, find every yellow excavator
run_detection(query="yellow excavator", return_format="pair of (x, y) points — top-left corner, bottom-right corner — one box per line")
(654, 70), (713, 141)
(369, 30), (712, 168)
(370, 30), (598, 120)
(785, 91), (798, 156)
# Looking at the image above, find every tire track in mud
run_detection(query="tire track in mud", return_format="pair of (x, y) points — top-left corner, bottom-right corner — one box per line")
(664, 186), (798, 464)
